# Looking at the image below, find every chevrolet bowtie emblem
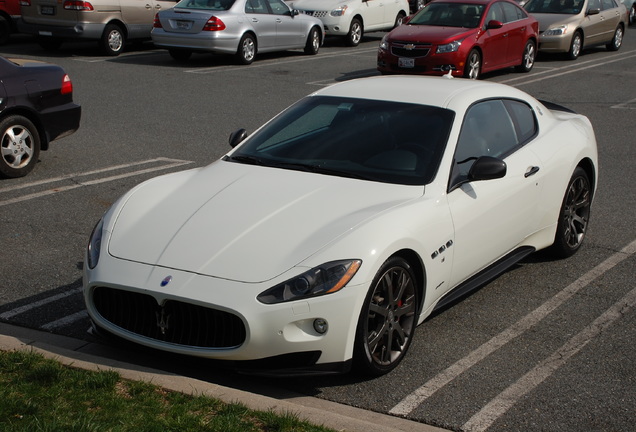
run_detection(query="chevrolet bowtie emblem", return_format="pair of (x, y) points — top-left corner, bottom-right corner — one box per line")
(404, 44), (416, 50)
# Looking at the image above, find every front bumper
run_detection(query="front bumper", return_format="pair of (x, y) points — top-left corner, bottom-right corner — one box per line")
(377, 46), (467, 76)
(537, 34), (572, 53)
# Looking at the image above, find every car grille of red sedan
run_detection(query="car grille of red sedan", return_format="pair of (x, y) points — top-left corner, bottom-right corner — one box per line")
(92, 286), (246, 349)
(391, 42), (432, 58)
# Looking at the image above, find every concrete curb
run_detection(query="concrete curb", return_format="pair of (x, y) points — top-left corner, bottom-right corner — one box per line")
(0, 322), (448, 432)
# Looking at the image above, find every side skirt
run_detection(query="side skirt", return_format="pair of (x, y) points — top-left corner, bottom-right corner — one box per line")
(433, 246), (536, 312)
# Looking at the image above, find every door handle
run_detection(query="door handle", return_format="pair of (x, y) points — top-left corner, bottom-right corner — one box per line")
(525, 166), (540, 177)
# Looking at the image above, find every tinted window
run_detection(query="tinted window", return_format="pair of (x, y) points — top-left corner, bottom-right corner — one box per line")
(501, 2), (527, 21)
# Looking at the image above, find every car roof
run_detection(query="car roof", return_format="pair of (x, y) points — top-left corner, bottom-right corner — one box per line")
(312, 75), (535, 111)
(427, 0), (497, 5)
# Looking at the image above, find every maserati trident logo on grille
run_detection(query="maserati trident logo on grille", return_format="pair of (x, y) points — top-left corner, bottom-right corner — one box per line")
(160, 275), (173, 287)
(156, 307), (171, 335)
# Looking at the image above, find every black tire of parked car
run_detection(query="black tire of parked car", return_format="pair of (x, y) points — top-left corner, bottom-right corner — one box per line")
(606, 25), (623, 51)
(304, 27), (321, 55)
(0, 115), (41, 179)
(100, 23), (125, 56)
(463, 49), (481, 79)
(394, 11), (406, 28)
(550, 166), (592, 258)
(515, 40), (536, 73)
(346, 18), (363, 47)
(566, 31), (582, 60)
(236, 33), (256, 65)
(353, 256), (419, 376)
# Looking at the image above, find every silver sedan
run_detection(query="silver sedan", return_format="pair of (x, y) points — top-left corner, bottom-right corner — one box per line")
(151, 0), (324, 64)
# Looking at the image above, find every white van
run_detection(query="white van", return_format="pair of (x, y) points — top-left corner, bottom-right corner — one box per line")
(18, 0), (178, 55)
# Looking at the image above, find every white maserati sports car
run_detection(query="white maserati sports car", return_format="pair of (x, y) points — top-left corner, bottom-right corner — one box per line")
(83, 75), (598, 376)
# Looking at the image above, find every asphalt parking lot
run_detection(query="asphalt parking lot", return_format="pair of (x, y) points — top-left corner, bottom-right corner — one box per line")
(1, 27), (636, 431)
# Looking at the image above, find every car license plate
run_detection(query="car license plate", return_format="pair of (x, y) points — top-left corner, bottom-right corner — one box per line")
(398, 58), (415, 68)
(175, 20), (192, 30)
(41, 5), (55, 15)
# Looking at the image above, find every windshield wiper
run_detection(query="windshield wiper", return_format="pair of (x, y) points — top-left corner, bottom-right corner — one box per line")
(273, 161), (372, 180)
(226, 155), (267, 166)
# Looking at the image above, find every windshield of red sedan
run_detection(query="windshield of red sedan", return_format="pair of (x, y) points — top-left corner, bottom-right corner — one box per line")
(175, 0), (236, 10)
(225, 96), (455, 186)
(409, 3), (485, 28)
(523, 0), (584, 14)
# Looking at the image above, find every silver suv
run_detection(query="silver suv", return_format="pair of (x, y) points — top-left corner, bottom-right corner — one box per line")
(18, 0), (178, 55)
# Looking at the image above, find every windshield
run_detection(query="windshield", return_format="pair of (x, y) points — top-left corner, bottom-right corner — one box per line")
(523, 0), (583, 14)
(226, 96), (454, 186)
(409, 3), (485, 28)
(175, 0), (236, 10)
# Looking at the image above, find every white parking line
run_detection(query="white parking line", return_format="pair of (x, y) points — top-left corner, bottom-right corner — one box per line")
(462, 283), (636, 431)
(0, 287), (82, 320)
(389, 238), (636, 417)
(611, 97), (636, 110)
(0, 157), (192, 207)
(41, 310), (89, 331)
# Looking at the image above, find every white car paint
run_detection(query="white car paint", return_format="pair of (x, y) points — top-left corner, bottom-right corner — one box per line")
(84, 75), (598, 375)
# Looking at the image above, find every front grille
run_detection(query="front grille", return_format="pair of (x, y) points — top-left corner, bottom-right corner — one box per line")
(92, 286), (246, 349)
(391, 42), (431, 58)
(302, 10), (328, 18)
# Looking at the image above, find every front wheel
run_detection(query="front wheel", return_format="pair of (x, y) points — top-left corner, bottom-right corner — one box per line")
(100, 24), (125, 56)
(566, 31), (582, 60)
(353, 256), (418, 376)
(394, 11), (406, 28)
(236, 33), (256, 65)
(630, 4), (635, 26)
(515, 40), (536, 73)
(0, 115), (41, 178)
(606, 26), (623, 51)
(463, 49), (481, 79)
(550, 167), (592, 258)
(304, 27), (320, 55)
(346, 18), (363, 47)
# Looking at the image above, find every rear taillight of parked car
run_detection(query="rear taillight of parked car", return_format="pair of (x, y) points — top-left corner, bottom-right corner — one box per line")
(61, 74), (73, 95)
(153, 13), (162, 28)
(63, 1), (94, 11)
(203, 17), (226, 31)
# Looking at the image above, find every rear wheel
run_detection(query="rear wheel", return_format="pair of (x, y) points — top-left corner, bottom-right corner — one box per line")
(0, 115), (41, 179)
(346, 18), (363, 47)
(353, 256), (418, 376)
(630, 4), (635, 26)
(550, 167), (591, 258)
(566, 31), (582, 60)
(394, 11), (406, 28)
(463, 49), (481, 79)
(168, 49), (192, 62)
(515, 40), (536, 72)
(606, 25), (623, 51)
(236, 33), (256, 65)
(100, 23), (125, 56)
(304, 27), (320, 55)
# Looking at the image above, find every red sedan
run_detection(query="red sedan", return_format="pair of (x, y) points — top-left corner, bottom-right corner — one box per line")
(377, 0), (539, 79)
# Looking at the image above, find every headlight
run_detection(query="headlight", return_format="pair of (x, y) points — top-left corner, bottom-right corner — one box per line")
(87, 218), (104, 269)
(543, 25), (568, 36)
(330, 5), (347, 16)
(436, 40), (462, 54)
(379, 35), (389, 50)
(257, 260), (361, 304)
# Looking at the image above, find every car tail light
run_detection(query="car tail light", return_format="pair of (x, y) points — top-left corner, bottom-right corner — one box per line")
(19, 0), (31, 6)
(203, 16), (226, 31)
(153, 13), (162, 28)
(63, 1), (94, 11)
(61, 74), (73, 95)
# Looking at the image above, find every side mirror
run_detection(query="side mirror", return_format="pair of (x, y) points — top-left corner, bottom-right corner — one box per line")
(587, 8), (600, 15)
(486, 19), (503, 29)
(468, 156), (507, 181)
(229, 128), (248, 148)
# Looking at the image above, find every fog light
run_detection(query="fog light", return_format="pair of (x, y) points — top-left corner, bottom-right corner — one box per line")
(313, 318), (328, 334)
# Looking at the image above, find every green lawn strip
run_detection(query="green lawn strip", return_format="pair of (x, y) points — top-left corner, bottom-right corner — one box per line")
(0, 350), (335, 432)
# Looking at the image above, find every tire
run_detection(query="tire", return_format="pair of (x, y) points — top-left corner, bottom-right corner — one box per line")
(0, 16), (10, 46)
(0, 115), (41, 179)
(353, 256), (419, 376)
(346, 18), (363, 47)
(414, 0), (427, 11)
(100, 24), (125, 56)
(515, 40), (536, 73)
(463, 49), (481, 79)
(566, 31), (582, 60)
(550, 167), (592, 258)
(605, 26), (623, 51)
(168, 49), (192, 62)
(38, 37), (63, 51)
(394, 11), (406, 28)
(236, 33), (256, 65)
(630, 5), (635, 26)
(304, 27), (320, 55)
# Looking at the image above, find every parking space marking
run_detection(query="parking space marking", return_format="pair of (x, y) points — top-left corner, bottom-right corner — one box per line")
(0, 157), (192, 207)
(0, 287), (82, 320)
(611, 97), (636, 109)
(463, 282), (636, 431)
(41, 310), (89, 331)
(389, 238), (636, 417)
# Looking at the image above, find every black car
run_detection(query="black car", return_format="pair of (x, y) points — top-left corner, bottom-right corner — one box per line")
(0, 56), (81, 178)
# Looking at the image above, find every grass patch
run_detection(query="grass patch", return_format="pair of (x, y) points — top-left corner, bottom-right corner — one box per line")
(0, 350), (335, 432)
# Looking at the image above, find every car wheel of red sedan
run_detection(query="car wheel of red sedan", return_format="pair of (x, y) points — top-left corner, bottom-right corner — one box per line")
(516, 40), (536, 73)
(353, 256), (419, 376)
(463, 49), (481, 80)
(0, 115), (41, 179)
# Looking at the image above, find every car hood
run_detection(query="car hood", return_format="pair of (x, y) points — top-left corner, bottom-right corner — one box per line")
(387, 24), (476, 43)
(108, 161), (422, 283)
(291, 0), (351, 10)
(531, 13), (581, 31)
